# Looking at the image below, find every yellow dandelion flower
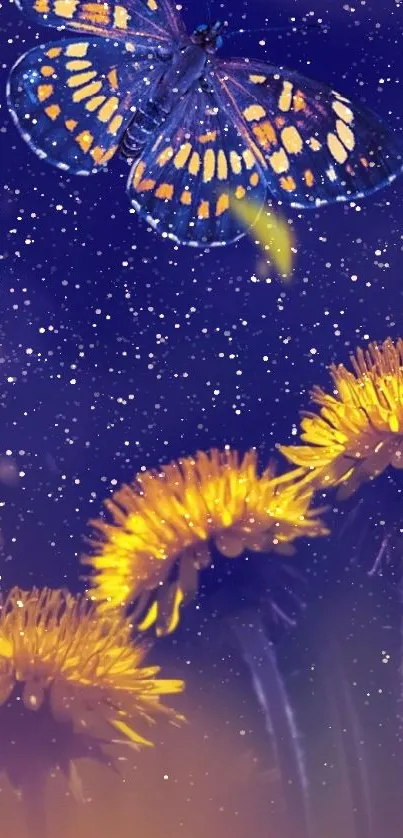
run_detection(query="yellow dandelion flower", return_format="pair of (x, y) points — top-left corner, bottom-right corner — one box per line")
(278, 338), (403, 498)
(84, 448), (328, 635)
(0, 586), (184, 796)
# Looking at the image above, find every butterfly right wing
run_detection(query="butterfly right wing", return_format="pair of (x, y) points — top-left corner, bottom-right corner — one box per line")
(7, 38), (163, 173)
(213, 58), (403, 208)
(127, 84), (268, 246)
(14, 0), (185, 45)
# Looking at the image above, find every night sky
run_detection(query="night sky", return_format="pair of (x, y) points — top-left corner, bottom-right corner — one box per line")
(1, 0), (403, 836)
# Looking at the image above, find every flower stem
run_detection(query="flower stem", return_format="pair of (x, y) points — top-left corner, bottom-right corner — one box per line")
(230, 614), (311, 838)
(325, 641), (374, 838)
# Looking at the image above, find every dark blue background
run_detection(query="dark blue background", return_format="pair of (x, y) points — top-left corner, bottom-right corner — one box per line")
(1, 1), (403, 835)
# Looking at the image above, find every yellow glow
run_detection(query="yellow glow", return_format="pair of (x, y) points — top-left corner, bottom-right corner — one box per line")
(278, 339), (403, 497)
(228, 193), (295, 280)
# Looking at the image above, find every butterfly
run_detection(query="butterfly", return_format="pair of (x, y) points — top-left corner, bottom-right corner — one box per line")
(7, 0), (403, 247)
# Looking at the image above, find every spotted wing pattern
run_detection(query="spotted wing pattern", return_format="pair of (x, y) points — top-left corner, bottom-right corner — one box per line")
(127, 86), (268, 246)
(7, 38), (163, 173)
(213, 58), (403, 207)
(14, 0), (185, 44)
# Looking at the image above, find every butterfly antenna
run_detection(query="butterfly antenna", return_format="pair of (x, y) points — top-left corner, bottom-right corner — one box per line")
(225, 21), (328, 40)
(205, 0), (212, 24)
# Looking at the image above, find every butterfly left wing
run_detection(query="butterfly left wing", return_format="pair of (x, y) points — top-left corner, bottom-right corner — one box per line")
(213, 58), (403, 207)
(14, 0), (185, 46)
(127, 85), (268, 246)
(7, 38), (164, 173)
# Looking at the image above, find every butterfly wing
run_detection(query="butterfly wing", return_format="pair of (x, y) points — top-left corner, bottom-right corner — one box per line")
(7, 38), (164, 173)
(14, 0), (185, 45)
(127, 85), (268, 246)
(213, 58), (403, 207)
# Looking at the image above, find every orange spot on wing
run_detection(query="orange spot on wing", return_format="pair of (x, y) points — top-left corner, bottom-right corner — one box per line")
(197, 130), (217, 144)
(34, 0), (49, 11)
(89, 144), (118, 166)
(293, 90), (306, 112)
(138, 179), (156, 191)
(252, 120), (277, 149)
(304, 169), (315, 187)
(85, 95), (106, 112)
(90, 146), (106, 164)
(99, 145), (118, 164)
(188, 151), (200, 175)
(180, 190), (192, 205)
(65, 118), (78, 131)
(249, 172), (259, 186)
(235, 185), (245, 199)
(98, 96), (119, 122)
(67, 70), (97, 88)
(107, 68), (119, 90)
(46, 47), (61, 58)
(79, 2), (109, 22)
(133, 161), (146, 188)
(65, 42), (89, 58)
(76, 130), (93, 152)
(45, 103), (61, 120)
(360, 157), (369, 168)
(72, 81), (102, 102)
(155, 183), (174, 200)
(108, 114), (124, 135)
(307, 137), (322, 152)
(37, 84), (53, 102)
(197, 200), (209, 219)
(216, 194), (229, 216)
(40, 65), (56, 78)
(157, 146), (174, 166)
(280, 175), (297, 192)
(113, 4), (129, 28)
(66, 59), (92, 71)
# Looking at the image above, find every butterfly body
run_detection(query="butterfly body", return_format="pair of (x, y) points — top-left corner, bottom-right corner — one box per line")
(120, 34), (215, 159)
(7, 0), (403, 247)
